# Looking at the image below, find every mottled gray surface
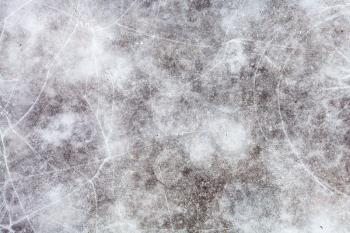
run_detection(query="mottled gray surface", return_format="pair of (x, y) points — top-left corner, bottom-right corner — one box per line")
(0, 0), (350, 232)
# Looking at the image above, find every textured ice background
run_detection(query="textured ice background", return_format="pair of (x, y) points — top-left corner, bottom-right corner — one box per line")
(0, 0), (350, 232)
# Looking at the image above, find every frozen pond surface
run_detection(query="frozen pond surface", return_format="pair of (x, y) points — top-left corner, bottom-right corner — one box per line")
(0, 0), (350, 232)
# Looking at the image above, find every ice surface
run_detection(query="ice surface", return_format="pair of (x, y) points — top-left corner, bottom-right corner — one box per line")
(0, 0), (350, 232)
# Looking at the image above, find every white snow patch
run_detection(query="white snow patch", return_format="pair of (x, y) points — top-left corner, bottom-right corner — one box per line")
(106, 202), (142, 233)
(206, 117), (248, 154)
(186, 134), (215, 167)
(39, 112), (76, 146)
